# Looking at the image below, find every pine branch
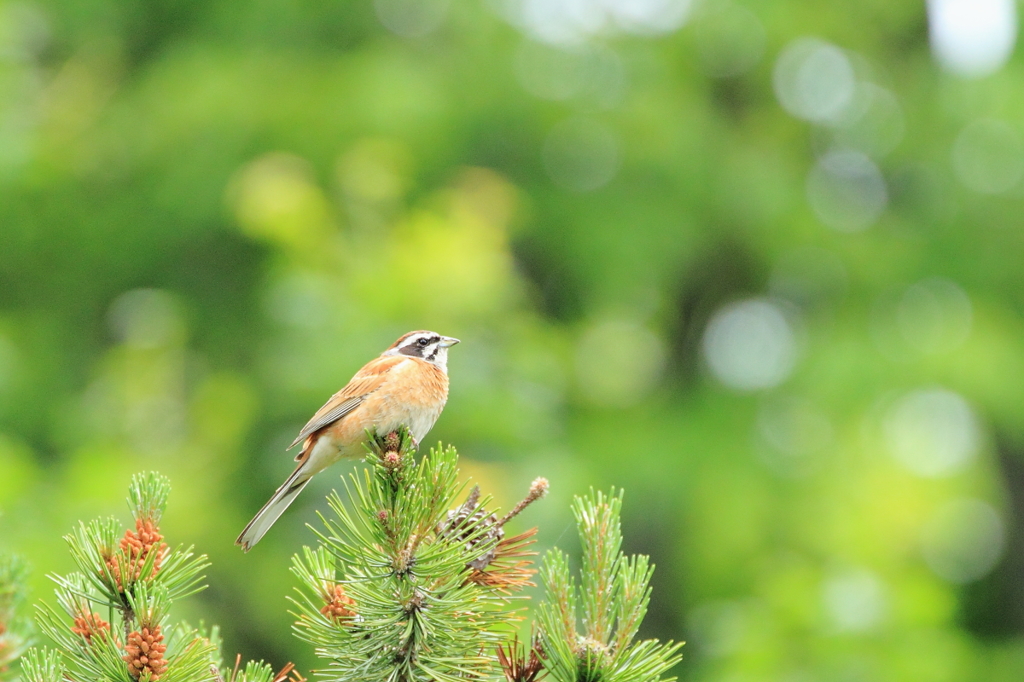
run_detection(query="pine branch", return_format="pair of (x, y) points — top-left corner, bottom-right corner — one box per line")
(574, 490), (622, 645)
(537, 489), (683, 682)
(16, 451), (685, 682)
(292, 428), (549, 682)
(27, 471), (285, 682)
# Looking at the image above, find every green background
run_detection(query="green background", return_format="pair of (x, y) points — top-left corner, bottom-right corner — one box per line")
(3, 0), (1024, 679)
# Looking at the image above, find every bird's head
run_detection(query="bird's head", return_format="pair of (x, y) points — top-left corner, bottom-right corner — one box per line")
(384, 330), (460, 371)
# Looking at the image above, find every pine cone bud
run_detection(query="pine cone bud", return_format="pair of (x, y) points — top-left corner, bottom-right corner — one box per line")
(528, 477), (549, 500)
(383, 431), (401, 452)
(107, 519), (168, 591)
(71, 611), (111, 645)
(320, 585), (356, 622)
(496, 477), (550, 529)
(124, 626), (168, 681)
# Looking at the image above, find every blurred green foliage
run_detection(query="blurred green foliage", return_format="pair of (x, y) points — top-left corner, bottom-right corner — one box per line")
(3, 0), (1024, 680)
(0, 553), (32, 679)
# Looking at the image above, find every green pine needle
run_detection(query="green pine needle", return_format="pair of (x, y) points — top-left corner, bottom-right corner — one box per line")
(0, 554), (31, 622)
(19, 647), (64, 682)
(127, 472), (171, 524)
(292, 436), (529, 682)
(32, 472), (243, 682)
(236, 660), (277, 682)
(0, 554), (33, 679)
(538, 489), (683, 682)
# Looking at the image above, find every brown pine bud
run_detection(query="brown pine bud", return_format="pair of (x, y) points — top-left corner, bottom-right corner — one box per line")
(497, 636), (546, 682)
(71, 611), (111, 645)
(383, 431), (401, 452)
(107, 518), (169, 591)
(320, 584), (356, 623)
(124, 626), (168, 680)
(498, 478), (550, 528)
(528, 477), (549, 500)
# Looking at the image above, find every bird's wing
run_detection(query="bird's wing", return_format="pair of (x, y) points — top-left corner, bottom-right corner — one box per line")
(288, 355), (407, 449)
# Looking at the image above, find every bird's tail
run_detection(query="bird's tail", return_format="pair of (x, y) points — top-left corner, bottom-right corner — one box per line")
(236, 463), (313, 552)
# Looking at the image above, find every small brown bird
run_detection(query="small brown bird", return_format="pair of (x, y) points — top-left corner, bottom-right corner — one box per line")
(236, 330), (460, 551)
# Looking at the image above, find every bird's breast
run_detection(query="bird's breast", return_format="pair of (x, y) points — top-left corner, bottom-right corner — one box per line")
(376, 359), (449, 441)
(325, 358), (449, 448)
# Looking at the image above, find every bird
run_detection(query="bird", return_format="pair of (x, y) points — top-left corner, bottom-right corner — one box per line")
(236, 330), (460, 551)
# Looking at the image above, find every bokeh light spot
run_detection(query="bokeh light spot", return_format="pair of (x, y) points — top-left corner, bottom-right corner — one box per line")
(374, 0), (450, 37)
(773, 38), (855, 124)
(366, 168), (518, 319)
(927, 0), (1018, 77)
(703, 298), (799, 391)
(575, 319), (665, 407)
(107, 289), (186, 349)
(229, 152), (335, 250)
(337, 138), (411, 204)
(831, 84), (906, 158)
(499, 0), (607, 46)
(0, 2), (50, 61)
(514, 41), (626, 106)
(265, 273), (332, 330)
(757, 395), (832, 477)
(822, 568), (887, 632)
(543, 117), (619, 192)
(951, 119), (1024, 194)
(688, 600), (749, 658)
(603, 0), (692, 36)
(884, 388), (980, 477)
(806, 150), (887, 233)
(514, 41), (589, 101)
(493, 0), (690, 46)
(921, 498), (1005, 584)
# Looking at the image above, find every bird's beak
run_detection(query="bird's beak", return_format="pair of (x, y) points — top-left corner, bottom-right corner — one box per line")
(439, 336), (460, 348)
